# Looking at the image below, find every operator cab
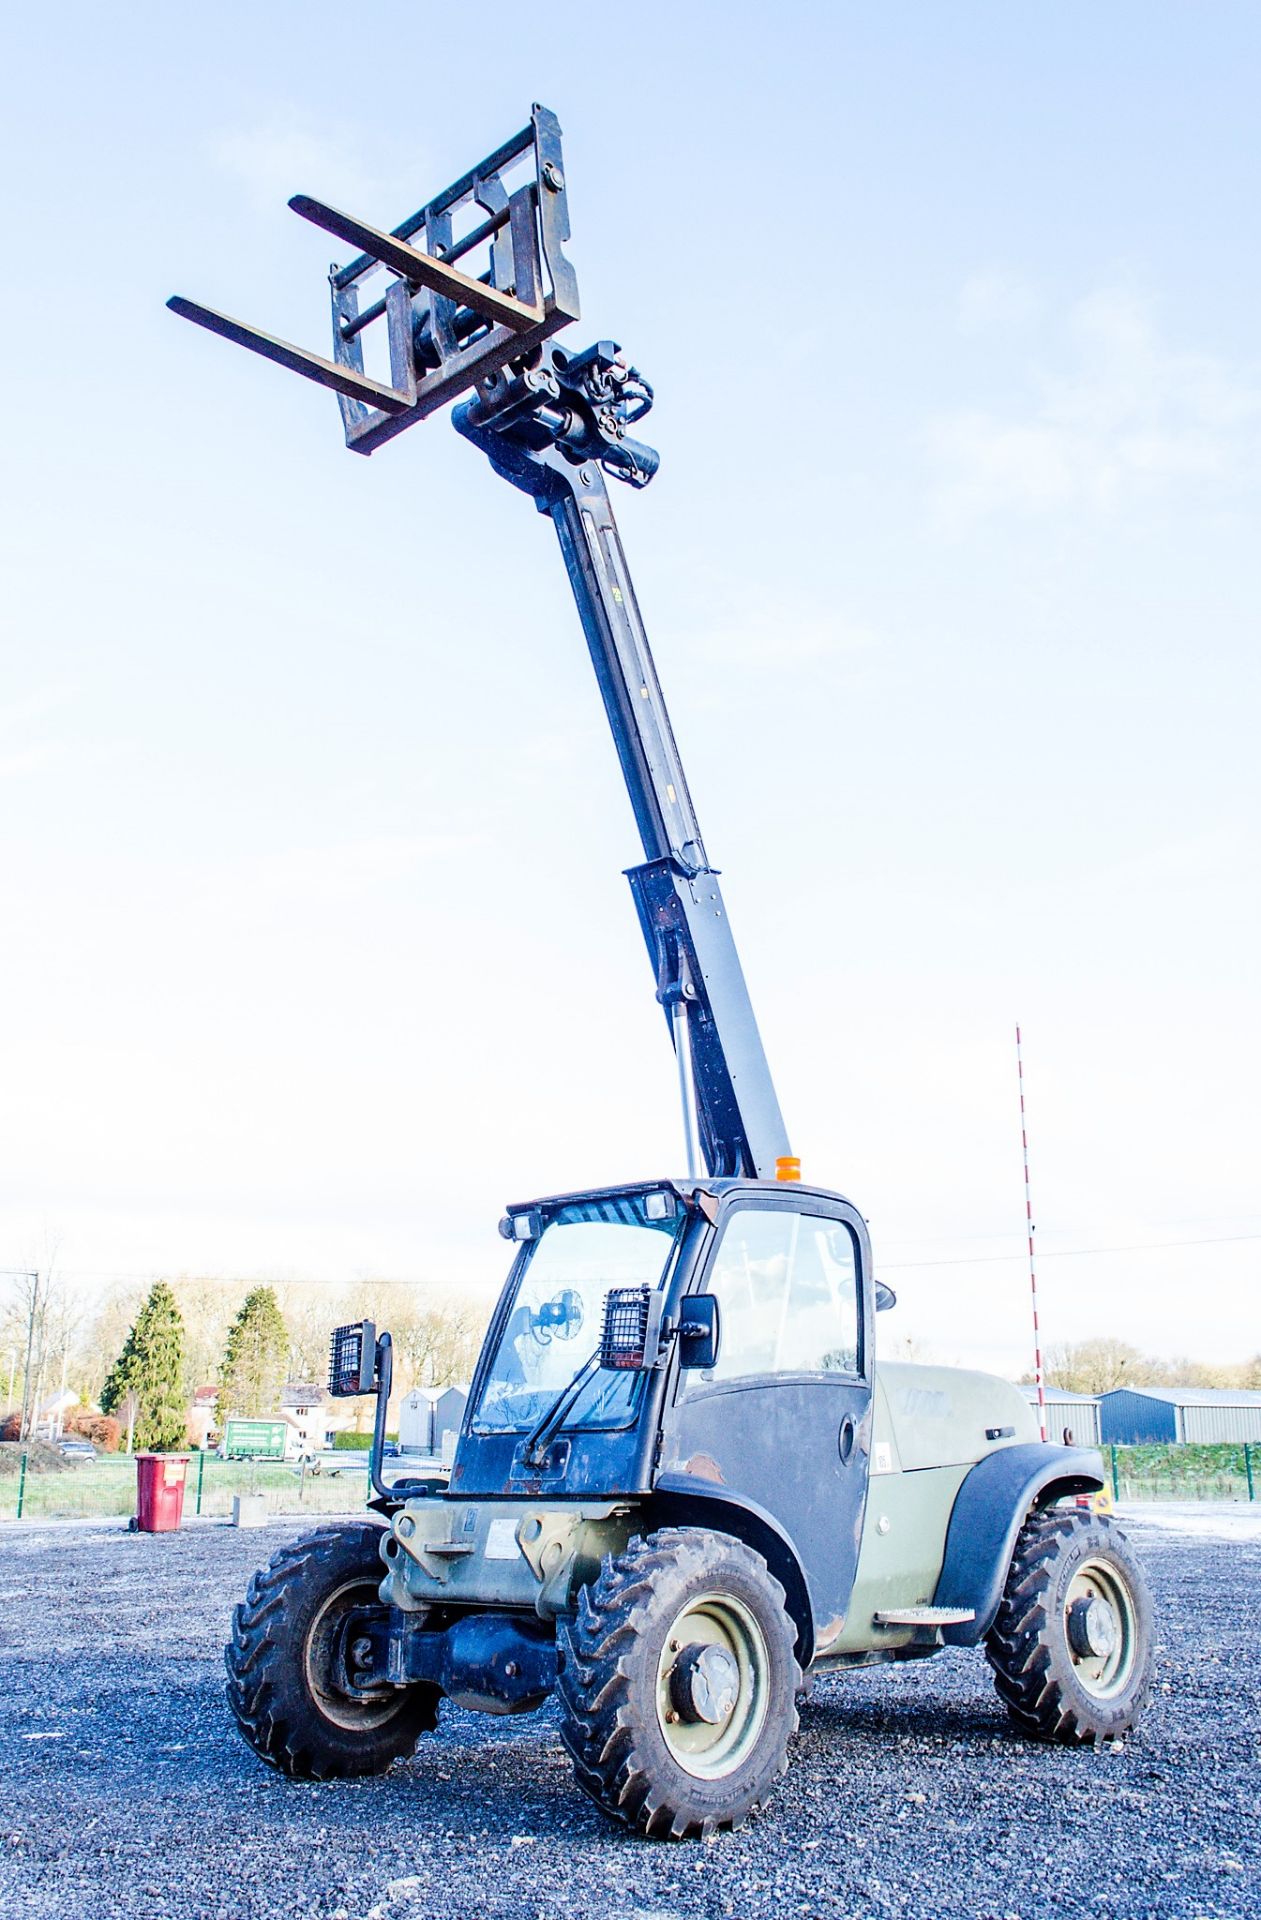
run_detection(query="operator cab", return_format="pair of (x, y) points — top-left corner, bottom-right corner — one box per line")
(451, 1178), (875, 1554)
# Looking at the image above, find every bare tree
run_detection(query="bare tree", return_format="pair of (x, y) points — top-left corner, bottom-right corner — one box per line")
(169, 1275), (242, 1396)
(273, 1281), (491, 1395)
(77, 1283), (146, 1406)
(276, 1282), (360, 1385)
(1, 1240), (87, 1439)
(1044, 1338), (1255, 1395)
(388, 1293), (487, 1390)
(1044, 1338), (1151, 1395)
(0, 1271), (42, 1437)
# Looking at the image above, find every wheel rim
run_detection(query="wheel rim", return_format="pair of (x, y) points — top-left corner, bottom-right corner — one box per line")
(304, 1577), (401, 1731)
(1063, 1556), (1138, 1699)
(655, 1591), (769, 1779)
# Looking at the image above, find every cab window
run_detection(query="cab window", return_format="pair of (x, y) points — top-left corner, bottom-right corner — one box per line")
(698, 1208), (860, 1383)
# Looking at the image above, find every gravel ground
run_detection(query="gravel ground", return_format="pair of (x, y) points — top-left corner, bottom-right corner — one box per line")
(1, 1508), (1256, 1920)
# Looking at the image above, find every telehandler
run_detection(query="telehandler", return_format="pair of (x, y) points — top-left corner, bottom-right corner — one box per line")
(170, 106), (1154, 1838)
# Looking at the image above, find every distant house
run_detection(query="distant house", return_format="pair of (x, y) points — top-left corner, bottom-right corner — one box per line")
(35, 1390), (80, 1440)
(187, 1385), (220, 1450)
(279, 1382), (353, 1458)
(1099, 1387), (1261, 1446)
(1016, 1386), (1102, 1448)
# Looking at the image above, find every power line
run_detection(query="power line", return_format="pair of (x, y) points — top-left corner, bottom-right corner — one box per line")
(882, 1231), (1261, 1272)
(879, 1210), (1261, 1249)
(1015, 1025), (1046, 1441)
(15, 1231), (1261, 1288)
(30, 1269), (492, 1290)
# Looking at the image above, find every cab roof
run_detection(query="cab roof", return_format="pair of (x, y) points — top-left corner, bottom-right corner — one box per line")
(505, 1174), (861, 1216)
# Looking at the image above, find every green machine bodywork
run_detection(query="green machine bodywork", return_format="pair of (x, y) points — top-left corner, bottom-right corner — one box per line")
(164, 103), (1158, 1839)
(222, 1179), (1152, 1842)
(376, 1361), (1070, 1667)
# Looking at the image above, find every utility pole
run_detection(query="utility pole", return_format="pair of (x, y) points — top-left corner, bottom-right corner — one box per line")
(30, 1308), (50, 1443)
(3, 1271), (41, 1441)
(56, 1344), (69, 1437)
(1014, 1030), (1047, 1444)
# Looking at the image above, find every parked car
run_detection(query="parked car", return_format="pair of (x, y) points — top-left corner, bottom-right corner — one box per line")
(57, 1438), (98, 1464)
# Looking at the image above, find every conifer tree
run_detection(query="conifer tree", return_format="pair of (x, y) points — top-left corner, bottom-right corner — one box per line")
(218, 1286), (290, 1424)
(100, 1281), (187, 1451)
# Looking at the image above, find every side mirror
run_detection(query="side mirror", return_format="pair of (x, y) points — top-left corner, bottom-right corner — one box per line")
(874, 1282), (897, 1313)
(677, 1294), (720, 1370)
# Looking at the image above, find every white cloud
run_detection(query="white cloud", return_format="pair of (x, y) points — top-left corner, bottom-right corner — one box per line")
(0, 682), (79, 731)
(930, 285), (1261, 524)
(195, 833), (476, 916)
(699, 612), (879, 669)
(0, 745), (57, 780)
(0, 681), (79, 778)
(957, 268), (1041, 335)
(211, 110), (392, 216)
(679, 578), (881, 671)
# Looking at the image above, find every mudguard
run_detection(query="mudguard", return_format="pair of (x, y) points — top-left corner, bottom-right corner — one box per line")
(649, 1471), (815, 1662)
(932, 1443), (1104, 1646)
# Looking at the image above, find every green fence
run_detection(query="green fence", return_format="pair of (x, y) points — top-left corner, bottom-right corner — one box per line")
(3, 1440), (1256, 1523)
(0, 1451), (374, 1523)
(1106, 1441), (1257, 1504)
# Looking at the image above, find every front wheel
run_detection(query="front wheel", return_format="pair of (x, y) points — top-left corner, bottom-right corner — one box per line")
(226, 1522), (439, 1778)
(556, 1527), (801, 1838)
(985, 1508), (1154, 1744)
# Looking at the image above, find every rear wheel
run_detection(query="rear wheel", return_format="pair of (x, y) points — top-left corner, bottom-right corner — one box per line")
(556, 1527), (800, 1838)
(226, 1522), (439, 1778)
(985, 1508), (1154, 1744)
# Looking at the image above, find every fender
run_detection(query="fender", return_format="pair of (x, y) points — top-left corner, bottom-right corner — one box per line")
(648, 1471), (816, 1664)
(932, 1443), (1104, 1646)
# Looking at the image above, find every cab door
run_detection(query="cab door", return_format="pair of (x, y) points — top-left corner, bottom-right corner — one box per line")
(661, 1195), (873, 1657)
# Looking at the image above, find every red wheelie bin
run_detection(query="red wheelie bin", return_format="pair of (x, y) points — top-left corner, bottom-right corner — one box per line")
(133, 1453), (190, 1532)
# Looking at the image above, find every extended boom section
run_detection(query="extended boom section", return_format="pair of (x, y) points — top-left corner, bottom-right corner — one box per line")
(455, 356), (789, 1178)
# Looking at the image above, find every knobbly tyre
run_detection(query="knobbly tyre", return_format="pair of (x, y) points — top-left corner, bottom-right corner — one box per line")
(168, 107), (1155, 1838)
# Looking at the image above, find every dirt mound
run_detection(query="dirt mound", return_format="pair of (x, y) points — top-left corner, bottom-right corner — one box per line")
(0, 1439), (71, 1476)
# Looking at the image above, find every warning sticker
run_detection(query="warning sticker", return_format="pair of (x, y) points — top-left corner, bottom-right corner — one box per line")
(485, 1516), (521, 1561)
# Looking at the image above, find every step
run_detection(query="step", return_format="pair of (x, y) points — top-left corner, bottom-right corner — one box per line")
(873, 1605), (976, 1627)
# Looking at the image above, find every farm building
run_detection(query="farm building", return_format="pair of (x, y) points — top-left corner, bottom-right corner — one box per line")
(1099, 1387), (1261, 1445)
(1016, 1386), (1102, 1447)
(397, 1385), (469, 1457)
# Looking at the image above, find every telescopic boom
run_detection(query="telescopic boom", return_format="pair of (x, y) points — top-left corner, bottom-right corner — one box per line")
(167, 106), (791, 1179)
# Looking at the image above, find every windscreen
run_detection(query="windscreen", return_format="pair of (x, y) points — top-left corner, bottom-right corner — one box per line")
(471, 1194), (685, 1434)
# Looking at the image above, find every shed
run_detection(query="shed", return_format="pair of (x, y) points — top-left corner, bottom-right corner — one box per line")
(1099, 1387), (1261, 1446)
(398, 1388), (439, 1454)
(433, 1387), (469, 1460)
(396, 1385), (470, 1458)
(1016, 1386), (1102, 1447)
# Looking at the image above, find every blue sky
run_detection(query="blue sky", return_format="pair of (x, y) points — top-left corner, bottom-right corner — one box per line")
(2, 3), (1258, 1371)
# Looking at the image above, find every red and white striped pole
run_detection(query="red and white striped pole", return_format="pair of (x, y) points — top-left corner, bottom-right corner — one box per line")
(1015, 1025), (1047, 1442)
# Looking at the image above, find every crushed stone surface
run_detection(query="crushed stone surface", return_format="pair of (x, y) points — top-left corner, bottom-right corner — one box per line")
(0, 1508), (1256, 1919)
